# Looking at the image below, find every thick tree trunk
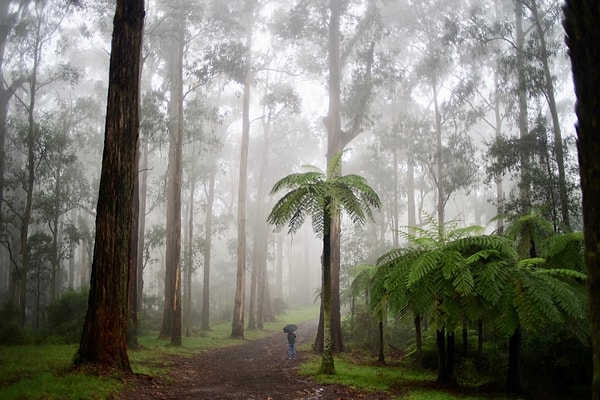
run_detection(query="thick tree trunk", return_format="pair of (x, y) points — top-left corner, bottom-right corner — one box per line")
(128, 144), (140, 348)
(75, 0), (144, 373)
(563, 2), (600, 397)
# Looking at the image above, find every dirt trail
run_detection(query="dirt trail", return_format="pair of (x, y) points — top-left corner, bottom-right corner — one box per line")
(118, 321), (391, 400)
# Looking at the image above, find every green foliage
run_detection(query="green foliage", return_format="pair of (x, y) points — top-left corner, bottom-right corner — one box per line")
(0, 302), (25, 345)
(376, 220), (517, 333)
(46, 289), (89, 343)
(342, 305), (379, 352)
(520, 329), (592, 400)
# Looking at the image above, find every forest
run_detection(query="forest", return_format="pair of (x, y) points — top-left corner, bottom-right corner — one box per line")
(0, 0), (598, 399)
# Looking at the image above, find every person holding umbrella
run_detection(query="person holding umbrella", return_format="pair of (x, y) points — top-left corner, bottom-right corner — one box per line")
(283, 324), (297, 360)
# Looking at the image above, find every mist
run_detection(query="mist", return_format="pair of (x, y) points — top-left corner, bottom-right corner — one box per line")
(0, 1), (584, 394)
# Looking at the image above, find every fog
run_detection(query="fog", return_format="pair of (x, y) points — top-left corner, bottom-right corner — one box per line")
(0, 0), (578, 340)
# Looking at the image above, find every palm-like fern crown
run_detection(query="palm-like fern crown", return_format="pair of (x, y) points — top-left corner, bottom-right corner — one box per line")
(267, 154), (381, 237)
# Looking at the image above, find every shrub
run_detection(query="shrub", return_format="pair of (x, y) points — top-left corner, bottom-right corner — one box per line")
(0, 301), (25, 345)
(46, 289), (88, 343)
(273, 297), (287, 315)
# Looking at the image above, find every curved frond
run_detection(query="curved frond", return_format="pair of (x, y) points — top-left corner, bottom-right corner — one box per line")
(540, 232), (584, 272)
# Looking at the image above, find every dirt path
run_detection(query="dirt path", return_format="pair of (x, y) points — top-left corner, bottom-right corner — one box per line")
(118, 321), (392, 400)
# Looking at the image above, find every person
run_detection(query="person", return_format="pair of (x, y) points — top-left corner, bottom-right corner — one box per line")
(287, 331), (296, 360)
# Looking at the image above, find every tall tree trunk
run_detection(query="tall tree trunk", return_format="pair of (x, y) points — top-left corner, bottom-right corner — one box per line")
(128, 142), (140, 348)
(494, 74), (505, 234)
(515, 0), (531, 213)
(255, 112), (272, 329)
(563, 2), (600, 397)
(201, 167), (215, 331)
(530, 0), (570, 229)
(232, 1), (255, 339)
(18, 16), (41, 325)
(0, 0), (16, 304)
(316, 0), (345, 355)
(136, 140), (149, 327)
(68, 209), (76, 290)
(74, 0), (144, 373)
(160, 17), (184, 346)
(432, 76), (445, 231)
(183, 177), (195, 336)
(247, 244), (257, 330)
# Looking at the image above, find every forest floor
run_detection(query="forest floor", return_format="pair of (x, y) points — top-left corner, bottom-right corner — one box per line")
(117, 321), (401, 400)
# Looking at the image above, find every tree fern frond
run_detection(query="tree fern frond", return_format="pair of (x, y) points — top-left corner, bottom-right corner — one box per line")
(514, 273), (562, 331)
(408, 251), (441, 287)
(540, 232), (585, 272)
(517, 257), (546, 269)
(452, 264), (475, 297)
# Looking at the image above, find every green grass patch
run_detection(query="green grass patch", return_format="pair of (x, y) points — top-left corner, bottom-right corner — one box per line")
(0, 344), (121, 399)
(298, 352), (517, 400)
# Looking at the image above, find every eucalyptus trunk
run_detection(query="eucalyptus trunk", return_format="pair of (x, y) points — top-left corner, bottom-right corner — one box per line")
(530, 0), (570, 229)
(75, 0), (144, 372)
(515, 0), (531, 212)
(160, 16), (184, 346)
(563, 1), (600, 397)
(232, 2), (256, 338)
(201, 168), (215, 331)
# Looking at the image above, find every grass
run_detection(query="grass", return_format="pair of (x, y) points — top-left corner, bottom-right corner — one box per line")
(0, 305), (319, 400)
(0, 344), (117, 400)
(298, 351), (520, 400)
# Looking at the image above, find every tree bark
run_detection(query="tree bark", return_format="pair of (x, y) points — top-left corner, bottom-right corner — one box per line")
(128, 139), (140, 348)
(515, 0), (531, 212)
(319, 209), (335, 375)
(201, 168), (215, 331)
(184, 177), (195, 336)
(160, 14), (184, 346)
(563, 2), (600, 397)
(74, 0), (144, 373)
(232, 1), (256, 339)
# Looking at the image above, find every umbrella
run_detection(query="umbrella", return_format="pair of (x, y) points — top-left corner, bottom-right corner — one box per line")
(283, 324), (297, 333)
